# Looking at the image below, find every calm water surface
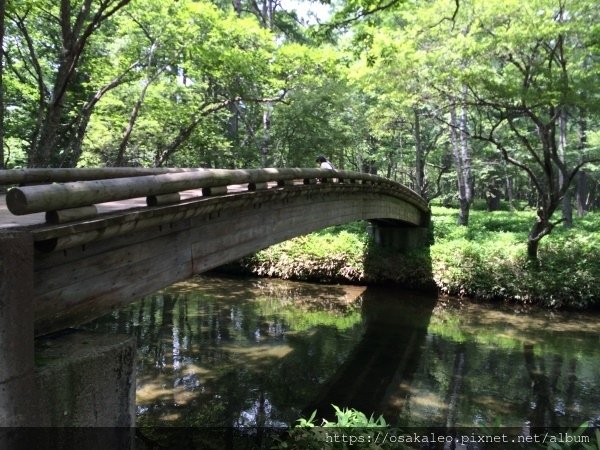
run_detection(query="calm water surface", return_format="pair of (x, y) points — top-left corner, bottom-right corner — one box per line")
(86, 274), (600, 430)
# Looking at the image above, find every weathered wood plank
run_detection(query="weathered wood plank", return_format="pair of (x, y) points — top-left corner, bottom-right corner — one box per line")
(35, 226), (192, 294)
(0, 167), (206, 185)
(36, 194), (348, 292)
(30, 186), (427, 335)
(248, 182), (268, 191)
(188, 196), (390, 263)
(34, 218), (192, 270)
(146, 192), (181, 207)
(34, 238), (193, 335)
(29, 184), (348, 243)
(201, 186), (228, 196)
(45, 205), (98, 224)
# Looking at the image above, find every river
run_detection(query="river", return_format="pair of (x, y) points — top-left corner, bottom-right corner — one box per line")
(86, 274), (600, 445)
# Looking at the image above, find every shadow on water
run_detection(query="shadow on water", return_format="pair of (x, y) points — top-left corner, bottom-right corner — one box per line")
(303, 286), (438, 423)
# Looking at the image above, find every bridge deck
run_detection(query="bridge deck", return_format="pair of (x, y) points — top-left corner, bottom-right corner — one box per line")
(0, 193), (162, 228)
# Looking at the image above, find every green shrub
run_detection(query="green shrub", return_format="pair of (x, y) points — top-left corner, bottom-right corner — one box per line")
(234, 225), (369, 283)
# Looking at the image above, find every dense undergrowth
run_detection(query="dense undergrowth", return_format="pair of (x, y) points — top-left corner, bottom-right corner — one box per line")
(225, 207), (600, 309)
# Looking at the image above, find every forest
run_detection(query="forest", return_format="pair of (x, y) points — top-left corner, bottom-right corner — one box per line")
(1, 0), (599, 283)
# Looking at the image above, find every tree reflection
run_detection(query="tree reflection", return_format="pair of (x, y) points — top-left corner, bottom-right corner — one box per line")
(89, 276), (369, 428)
(523, 343), (559, 429)
(398, 302), (600, 430)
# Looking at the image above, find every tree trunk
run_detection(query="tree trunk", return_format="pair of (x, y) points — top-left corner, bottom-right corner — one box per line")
(115, 74), (157, 166)
(31, 23), (83, 167)
(558, 109), (573, 227)
(561, 191), (573, 226)
(527, 219), (547, 261)
(450, 102), (471, 225)
(154, 100), (233, 167)
(227, 101), (239, 147)
(527, 204), (559, 261)
(502, 159), (515, 211)
(232, 0), (242, 16)
(527, 235), (541, 261)
(459, 88), (473, 207)
(575, 171), (588, 217)
(0, 0), (5, 169)
(21, 0), (133, 167)
(260, 102), (272, 168)
(413, 108), (426, 198)
(486, 185), (501, 211)
(61, 61), (140, 167)
(576, 109), (588, 216)
(458, 197), (470, 225)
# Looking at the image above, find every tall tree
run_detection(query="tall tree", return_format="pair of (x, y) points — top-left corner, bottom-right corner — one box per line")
(7, 0), (134, 167)
(461, 0), (600, 259)
(449, 93), (473, 225)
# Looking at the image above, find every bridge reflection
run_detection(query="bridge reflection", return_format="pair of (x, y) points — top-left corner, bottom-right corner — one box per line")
(304, 286), (437, 423)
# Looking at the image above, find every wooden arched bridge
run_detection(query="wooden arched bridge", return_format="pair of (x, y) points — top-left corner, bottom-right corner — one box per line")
(1, 167), (429, 336)
(0, 167), (429, 428)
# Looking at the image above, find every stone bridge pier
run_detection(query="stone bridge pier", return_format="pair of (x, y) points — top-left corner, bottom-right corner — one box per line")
(368, 216), (432, 252)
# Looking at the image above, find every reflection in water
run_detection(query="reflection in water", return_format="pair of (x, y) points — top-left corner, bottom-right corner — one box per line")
(399, 300), (600, 431)
(88, 275), (368, 428)
(86, 274), (600, 432)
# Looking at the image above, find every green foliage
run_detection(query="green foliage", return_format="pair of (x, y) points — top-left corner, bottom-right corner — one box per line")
(297, 405), (387, 428)
(430, 207), (600, 308)
(236, 224), (369, 283)
(255, 294), (362, 332)
(542, 422), (600, 450)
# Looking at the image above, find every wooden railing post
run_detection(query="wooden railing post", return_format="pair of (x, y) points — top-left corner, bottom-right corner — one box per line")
(0, 231), (38, 426)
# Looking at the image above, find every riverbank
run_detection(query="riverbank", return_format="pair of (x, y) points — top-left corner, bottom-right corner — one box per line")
(222, 207), (600, 310)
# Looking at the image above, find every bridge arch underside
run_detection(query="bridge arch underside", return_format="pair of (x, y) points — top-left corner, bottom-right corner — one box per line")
(32, 184), (427, 336)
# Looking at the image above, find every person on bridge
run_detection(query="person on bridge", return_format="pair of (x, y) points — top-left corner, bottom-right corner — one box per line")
(316, 155), (336, 183)
(316, 155), (335, 170)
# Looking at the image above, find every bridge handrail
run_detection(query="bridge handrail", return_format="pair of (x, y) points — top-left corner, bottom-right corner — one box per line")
(5, 168), (429, 216)
(0, 167), (206, 185)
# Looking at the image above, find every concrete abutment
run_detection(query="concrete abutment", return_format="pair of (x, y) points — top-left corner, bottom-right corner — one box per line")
(0, 232), (37, 426)
(1, 231), (136, 436)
